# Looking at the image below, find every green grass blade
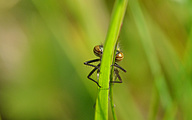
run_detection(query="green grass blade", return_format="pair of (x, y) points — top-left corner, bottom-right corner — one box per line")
(129, 0), (173, 118)
(94, 0), (128, 120)
(109, 42), (118, 120)
(109, 84), (117, 120)
(148, 87), (159, 120)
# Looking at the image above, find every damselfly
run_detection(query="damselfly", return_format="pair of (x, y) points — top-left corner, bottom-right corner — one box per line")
(84, 45), (126, 87)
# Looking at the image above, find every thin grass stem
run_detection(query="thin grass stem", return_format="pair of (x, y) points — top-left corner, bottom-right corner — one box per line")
(94, 0), (128, 120)
(109, 42), (119, 120)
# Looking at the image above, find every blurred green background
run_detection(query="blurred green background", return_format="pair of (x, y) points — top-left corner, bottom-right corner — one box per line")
(0, 0), (192, 120)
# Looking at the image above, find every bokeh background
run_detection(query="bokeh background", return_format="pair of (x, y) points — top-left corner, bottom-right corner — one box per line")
(0, 0), (192, 120)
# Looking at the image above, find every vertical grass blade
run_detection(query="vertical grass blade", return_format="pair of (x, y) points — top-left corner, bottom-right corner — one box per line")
(109, 42), (118, 120)
(94, 0), (128, 120)
(129, 0), (173, 118)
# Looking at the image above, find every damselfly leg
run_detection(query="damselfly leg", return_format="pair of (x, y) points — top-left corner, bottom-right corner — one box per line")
(112, 63), (126, 72)
(84, 59), (101, 87)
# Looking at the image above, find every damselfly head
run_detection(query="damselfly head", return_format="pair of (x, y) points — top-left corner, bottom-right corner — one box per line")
(115, 50), (124, 62)
(93, 45), (103, 57)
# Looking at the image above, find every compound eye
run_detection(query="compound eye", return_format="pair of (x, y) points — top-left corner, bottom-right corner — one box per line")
(115, 51), (124, 61)
(93, 45), (103, 57)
